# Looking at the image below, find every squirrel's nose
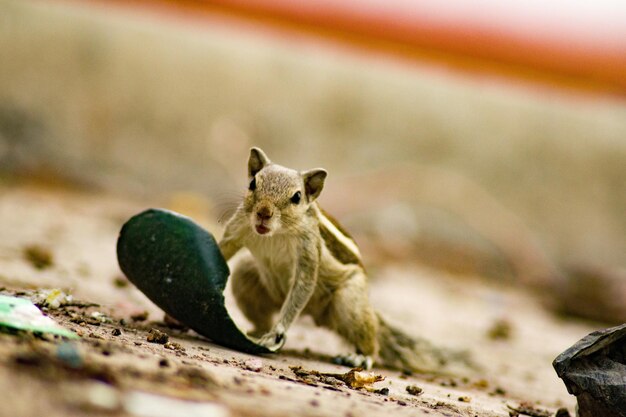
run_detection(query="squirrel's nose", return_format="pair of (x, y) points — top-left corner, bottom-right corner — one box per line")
(257, 206), (273, 221)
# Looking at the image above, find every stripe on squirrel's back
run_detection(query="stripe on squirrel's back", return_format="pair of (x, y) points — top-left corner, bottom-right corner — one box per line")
(317, 207), (362, 266)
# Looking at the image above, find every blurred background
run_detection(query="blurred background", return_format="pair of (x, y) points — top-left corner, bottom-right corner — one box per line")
(1, 0), (625, 324)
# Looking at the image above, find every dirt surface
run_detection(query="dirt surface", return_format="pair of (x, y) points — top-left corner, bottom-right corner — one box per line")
(0, 181), (596, 417)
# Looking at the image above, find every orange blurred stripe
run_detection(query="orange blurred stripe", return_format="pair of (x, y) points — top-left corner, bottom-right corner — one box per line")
(84, 0), (626, 97)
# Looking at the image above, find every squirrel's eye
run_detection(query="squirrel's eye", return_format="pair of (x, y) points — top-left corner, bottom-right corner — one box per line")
(249, 177), (256, 191)
(290, 191), (301, 204)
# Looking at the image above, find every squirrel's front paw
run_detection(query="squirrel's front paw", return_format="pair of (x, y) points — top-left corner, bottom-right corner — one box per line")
(255, 328), (286, 352)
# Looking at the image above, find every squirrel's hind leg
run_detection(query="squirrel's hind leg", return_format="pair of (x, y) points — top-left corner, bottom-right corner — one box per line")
(324, 270), (379, 369)
(230, 255), (280, 337)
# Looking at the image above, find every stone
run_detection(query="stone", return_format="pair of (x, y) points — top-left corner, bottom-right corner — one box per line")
(553, 323), (626, 417)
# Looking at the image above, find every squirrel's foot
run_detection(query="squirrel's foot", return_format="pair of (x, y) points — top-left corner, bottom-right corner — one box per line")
(255, 328), (286, 352)
(333, 353), (373, 370)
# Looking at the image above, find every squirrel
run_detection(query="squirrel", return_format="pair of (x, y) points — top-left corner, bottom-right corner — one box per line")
(219, 147), (444, 371)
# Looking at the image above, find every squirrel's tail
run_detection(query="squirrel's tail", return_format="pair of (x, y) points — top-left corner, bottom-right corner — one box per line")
(376, 313), (472, 374)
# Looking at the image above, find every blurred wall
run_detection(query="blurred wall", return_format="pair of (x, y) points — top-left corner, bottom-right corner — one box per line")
(0, 0), (625, 271)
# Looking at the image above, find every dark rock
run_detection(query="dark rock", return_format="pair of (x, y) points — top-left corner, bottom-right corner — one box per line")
(553, 323), (626, 417)
(406, 385), (423, 396)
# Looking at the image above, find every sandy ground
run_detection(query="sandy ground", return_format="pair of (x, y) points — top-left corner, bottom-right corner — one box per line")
(0, 181), (598, 417)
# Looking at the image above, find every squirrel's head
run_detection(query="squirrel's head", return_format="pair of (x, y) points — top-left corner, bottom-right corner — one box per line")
(243, 147), (327, 236)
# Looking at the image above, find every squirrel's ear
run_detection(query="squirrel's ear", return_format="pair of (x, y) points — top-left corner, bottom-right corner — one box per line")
(303, 169), (327, 201)
(248, 147), (270, 177)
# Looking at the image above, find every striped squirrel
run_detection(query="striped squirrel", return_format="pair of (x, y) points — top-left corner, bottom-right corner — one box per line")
(219, 147), (442, 371)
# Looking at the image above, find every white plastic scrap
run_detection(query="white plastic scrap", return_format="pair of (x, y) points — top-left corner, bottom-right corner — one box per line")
(35, 289), (73, 309)
(124, 391), (229, 417)
(84, 382), (121, 411)
(90, 311), (109, 323)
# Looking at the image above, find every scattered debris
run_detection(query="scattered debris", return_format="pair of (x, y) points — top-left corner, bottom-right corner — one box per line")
(374, 387), (389, 395)
(112, 328), (122, 336)
(290, 366), (384, 391)
(458, 396), (471, 402)
(336, 368), (384, 389)
(0, 294), (77, 338)
(23, 244), (54, 270)
(163, 341), (184, 351)
(147, 329), (169, 344)
(506, 402), (551, 417)
(487, 318), (513, 340)
(244, 358), (263, 372)
(90, 311), (109, 323)
(406, 385), (423, 396)
(554, 323), (626, 417)
(33, 289), (73, 310)
(131, 311), (149, 322)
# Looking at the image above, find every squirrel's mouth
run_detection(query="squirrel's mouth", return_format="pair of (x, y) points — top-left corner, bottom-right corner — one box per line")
(255, 224), (271, 235)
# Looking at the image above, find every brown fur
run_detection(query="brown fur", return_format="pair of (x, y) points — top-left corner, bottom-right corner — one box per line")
(219, 147), (438, 371)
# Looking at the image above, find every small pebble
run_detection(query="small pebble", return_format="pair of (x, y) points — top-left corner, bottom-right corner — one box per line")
(147, 329), (169, 344)
(112, 329), (122, 336)
(164, 341), (183, 350)
(406, 385), (423, 396)
(244, 358), (263, 372)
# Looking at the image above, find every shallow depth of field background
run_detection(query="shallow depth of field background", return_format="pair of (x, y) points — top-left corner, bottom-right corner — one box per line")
(1, 0), (625, 321)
